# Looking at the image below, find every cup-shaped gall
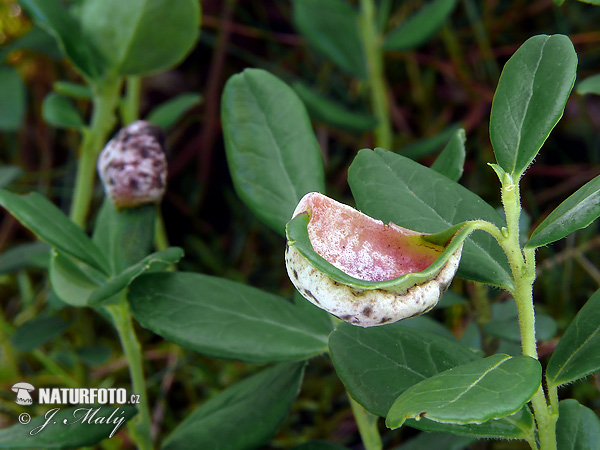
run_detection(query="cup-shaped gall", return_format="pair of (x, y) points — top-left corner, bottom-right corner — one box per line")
(98, 120), (167, 209)
(285, 192), (464, 327)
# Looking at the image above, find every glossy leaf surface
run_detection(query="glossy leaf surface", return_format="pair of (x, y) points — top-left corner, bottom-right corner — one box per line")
(386, 354), (542, 428)
(349, 148), (512, 289)
(383, 0), (458, 51)
(329, 322), (479, 417)
(547, 288), (600, 388)
(129, 272), (329, 363)
(162, 363), (304, 450)
(527, 173), (600, 248)
(292, 0), (366, 78)
(431, 128), (466, 182)
(490, 34), (577, 178)
(222, 69), (325, 235)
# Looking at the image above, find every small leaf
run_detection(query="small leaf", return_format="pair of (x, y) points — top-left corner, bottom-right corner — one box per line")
(383, 0), (459, 51)
(53, 81), (92, 99)
(0, 66), (26, 131)
(11, 316), (70, 351)
(0, 405), (137, 449)
(404, 406), (536, 442)
(349, 148), (513, 289)
(0, 190), (110, 274)
(0, 25), (62, 60)
(129, 272), (330, 363)
(292, 0), (366, 78)
(49, 252), (104, 307)
(0, 241), (50, 275)
(0, 166), (24, 188)
(547, 288), (600, 388)
(162, 363), (305, 450)
(79, 0), (200, 76)
(88, 247), (184, 305)
(76, 345), (111, 366)
(490, 34), (577, 179)
(555, 399), (600, 450)
(19, 0), (104, 78)
(42, 92), (85, 129)
(526, 173), (600, 248)
(292, 81), (377, 132)
(401, 124), (461, 160)
(576, 73), (600, 95)
(146, 93), (202, 129)
(222, 69), (325, 235)
(386, 354), (542, 429)
(431, 128), (466, 181)
(329, 322), (480, 417)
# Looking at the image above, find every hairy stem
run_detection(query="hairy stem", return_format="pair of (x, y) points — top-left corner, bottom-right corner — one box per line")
(359, 0), (392, 150)
(348, 394), (382, 450)
(70, 78), (123, 228)
(107, 302), (153, 450)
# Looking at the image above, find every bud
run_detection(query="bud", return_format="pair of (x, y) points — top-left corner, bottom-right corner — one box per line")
(285, 193), (464, 327)
(98, 120), (167, 209)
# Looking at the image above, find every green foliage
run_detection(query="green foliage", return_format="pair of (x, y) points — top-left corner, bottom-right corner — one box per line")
(0, 65), (26, 131)
(42, 92), (85, 129)
(146, 93), (202, 130)
(555, 399), (600, 449)
(577, 73), (600, 94)
(430, 128), (466, 181)
(11, 316), (70, 351)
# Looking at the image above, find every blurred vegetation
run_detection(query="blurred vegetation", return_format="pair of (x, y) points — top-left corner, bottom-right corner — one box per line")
(0, 0), (599, 448)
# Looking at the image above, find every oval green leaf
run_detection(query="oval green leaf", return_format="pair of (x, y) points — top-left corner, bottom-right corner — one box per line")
(0, 66), (26, 131)
(0, 190), (110, 275)
(383, 0), (458, 51)
(430, 128), (466, 182)
(526, 173), (600, 248)
(146, 93), (202, 130)
(222, 69), (325, 235)
(292, 0), (366, 78)
(490, 34), (577, 179)
(0, 405), (136, 449)
(547, 288), (600, 388)
(129, 272), (330, 363)
(329, 322), (480, 417)
(162, 363), (304, 450)
(576, 73), (600, 96)
(348, 148), (513, 289)
(43, 92), (85, 129)
(11, 316), (70, 352)
(555, 399), (600, 450)
(386, 354), (542, 429)
(49, 252), (105, 307)
(79, 0), (200, 76)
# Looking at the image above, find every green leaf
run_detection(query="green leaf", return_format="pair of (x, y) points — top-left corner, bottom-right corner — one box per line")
(526, 173), (600, 248)
(386, 354), (542, 429)
(76, 345), (111, 366)
(19, 0), (104, 78)
(42, 92), (85, 129)
(484, 313), (557, 343)
(0, 166), (24, 188)
(329, 322), (479, 417)
(431, 128), (466, 181)
(0, 190), (110, 275)
(146, 93), (202, 129)
(576, 73), (600, 95)
(292, 0), (366, 78)
(88, 247), (184, 305)
(404, 406), (536, 442)
(79, 0), (200, 76)
(129, 272), (330, 363)
(11, 316), (70, 351)
(401, 124), (461, 160)
(222, 69), (325, 235)
(383, 0), (458, 51)
(292, 81), (377, 132)
(397, 432), (476, 450)
(0, 66), (26, 131)
(0, 241), (50, 275)
(0, 405), (137, 449)
(0, 25), (62, 60)
(555, 399), (600, 450)
(162, 363), (305, 450)
(49, 252), (104, 307)
(348, 148), (513, 289)
(490, 34), (577, 179)
(547, 288), (600, 388)
(578, 0), (600, 4)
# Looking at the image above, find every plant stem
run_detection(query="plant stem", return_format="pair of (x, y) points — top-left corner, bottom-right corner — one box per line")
(499, 177), (558, 450)
(121, 77), (142, 125)
(107, 302), (153, 450)
(348, 394), (382, 450)
(359, 0), (392, 150)
(70, 78), (123, 228)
